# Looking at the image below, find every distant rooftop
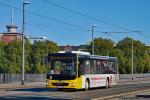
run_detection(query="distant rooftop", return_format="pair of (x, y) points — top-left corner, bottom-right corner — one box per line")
(6, 24), (18, 33)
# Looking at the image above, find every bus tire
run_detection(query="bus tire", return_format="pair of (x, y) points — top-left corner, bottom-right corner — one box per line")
(105, 78), (109, 89)
(85, 80), (90, 91)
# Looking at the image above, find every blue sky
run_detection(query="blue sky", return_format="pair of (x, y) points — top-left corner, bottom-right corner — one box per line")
(0, 0), (150, 45)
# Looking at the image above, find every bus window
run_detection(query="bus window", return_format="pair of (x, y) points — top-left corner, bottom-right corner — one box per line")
(111, 60), (117, 74)
(96, 60), (101, 74)
(49, 60), (76, 76)
(54, 61), (61, 74)
(47, 61), (52, 74)
(101, 60), (109, 74)
(78, 59), (86, 75)
(85, 60), (90, 74)
(90, 60), (96, 74)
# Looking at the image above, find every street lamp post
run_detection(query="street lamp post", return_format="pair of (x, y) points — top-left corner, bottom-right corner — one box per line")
(92, 25), (96, 55)
(131, 38), (134, 80)
(21, 2), (30, 85)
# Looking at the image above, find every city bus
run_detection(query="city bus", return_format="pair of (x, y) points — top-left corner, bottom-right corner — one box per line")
(46, 51), (118, 90)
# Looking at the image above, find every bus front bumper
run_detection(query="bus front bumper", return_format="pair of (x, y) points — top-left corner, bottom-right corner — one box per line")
(46, 80), (81, 89)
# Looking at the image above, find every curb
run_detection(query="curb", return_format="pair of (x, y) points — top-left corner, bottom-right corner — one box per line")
(0, 83), (45, 90)
(118, 78), (150, 83)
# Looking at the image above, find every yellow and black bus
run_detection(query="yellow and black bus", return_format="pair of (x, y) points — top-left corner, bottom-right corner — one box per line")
(46, 51), (118, 90)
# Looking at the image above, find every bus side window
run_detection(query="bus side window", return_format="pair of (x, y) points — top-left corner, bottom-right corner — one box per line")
(96, 60), (101, 74)
(78, 59), (86, 76)
(85, 60), (90, 74)
(101, 60), (109, 74)
(90, 60), (96, 74)
(112, 60), (117, 74)
(109, 59), (117, 74)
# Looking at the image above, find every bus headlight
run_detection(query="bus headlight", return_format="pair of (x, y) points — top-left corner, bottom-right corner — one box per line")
(70, 82), (76, 87)
(46, 82), (48, 86)
(46, 80), (49, 86)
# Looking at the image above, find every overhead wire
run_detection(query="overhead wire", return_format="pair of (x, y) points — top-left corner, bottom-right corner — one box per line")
(0, 1), (144, 34)
(25, 23), (87, 31)
(1, 1), (149, 42)
(41, 0), (133, 31)
(26, 23), (150, 41)
(41, 0), (150, 42)
(0, 2), (85, 30)
(25, 23), (121, 39)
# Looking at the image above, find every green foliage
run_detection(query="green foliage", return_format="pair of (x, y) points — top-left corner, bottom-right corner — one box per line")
(115, 37), (149, 73)
(0, 37), (150, 74)
(0, 39), (59, 74)
(0, 42), (7, 73)
(4, 40), (22, 74)
(29, 40), (59, 74)
(86, 38), (114, 55)
(85, 37), (150, 74)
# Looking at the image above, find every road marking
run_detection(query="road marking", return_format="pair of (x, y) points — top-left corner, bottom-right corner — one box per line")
(92, 88), (150, 100)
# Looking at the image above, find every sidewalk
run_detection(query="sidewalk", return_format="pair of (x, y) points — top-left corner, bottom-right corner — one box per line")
(0, 77), (150, 90)
(0, 82), (45, 90)
(118, 77), (150, 83)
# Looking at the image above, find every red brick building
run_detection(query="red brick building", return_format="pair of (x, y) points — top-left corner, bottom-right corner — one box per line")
(0, 25), (21, 44)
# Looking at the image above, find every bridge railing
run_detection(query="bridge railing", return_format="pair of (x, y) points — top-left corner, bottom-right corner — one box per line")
(0, 74), (150, 84)
(0, 74), (46, 84)
(119, 73), (150, 79)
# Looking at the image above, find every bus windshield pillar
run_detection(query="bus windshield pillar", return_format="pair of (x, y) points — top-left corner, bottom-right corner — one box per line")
(76, 53), (79, 78)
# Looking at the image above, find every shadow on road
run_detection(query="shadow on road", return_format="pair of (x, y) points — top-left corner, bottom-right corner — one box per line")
(7, 87), (58, 92)
(7, 86), (110, 93)
(7, 87), (83, 92)
(136, 95), (150, 99)
(0, 96), (72, 100)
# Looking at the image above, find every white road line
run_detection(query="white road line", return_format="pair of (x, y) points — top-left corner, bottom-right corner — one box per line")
(92, 88), (150, 100)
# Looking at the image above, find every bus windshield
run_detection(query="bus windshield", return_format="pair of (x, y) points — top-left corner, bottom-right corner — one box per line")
(50, 60), (76, 76)
(48, 53), (76, 77)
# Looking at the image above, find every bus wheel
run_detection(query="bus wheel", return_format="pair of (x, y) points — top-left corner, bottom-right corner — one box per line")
(105, 78), (109, 89)
(85, 80), (89, 91)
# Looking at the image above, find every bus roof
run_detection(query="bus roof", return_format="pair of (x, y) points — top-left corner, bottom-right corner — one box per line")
(58, 51), (90, 55)
(109, 57), (117, 61)
(90, 55), (109, 59)
(90, 55), (117, 60)
(48, 51), (116, 60)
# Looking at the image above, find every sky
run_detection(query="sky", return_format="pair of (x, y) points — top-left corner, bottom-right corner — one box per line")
(0, 0), (150, 46)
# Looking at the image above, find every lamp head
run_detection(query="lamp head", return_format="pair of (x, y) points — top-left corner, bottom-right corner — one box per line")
(92, 25), (97, 27)
(23, 2), (30, 5)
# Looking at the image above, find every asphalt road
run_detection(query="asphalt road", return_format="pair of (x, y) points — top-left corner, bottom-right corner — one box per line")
(0, 81), (150, 100)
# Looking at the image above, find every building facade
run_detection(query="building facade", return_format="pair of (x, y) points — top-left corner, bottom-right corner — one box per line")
(0, 25), (21, 44)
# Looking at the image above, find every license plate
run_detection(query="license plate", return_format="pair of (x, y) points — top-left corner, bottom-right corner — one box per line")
(57, 86), (63, 88)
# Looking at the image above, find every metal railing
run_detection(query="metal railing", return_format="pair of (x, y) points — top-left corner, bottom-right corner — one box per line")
(0, 74), (46, 84)
(119, 73), (150, 79)
(0, 73), (150, 84)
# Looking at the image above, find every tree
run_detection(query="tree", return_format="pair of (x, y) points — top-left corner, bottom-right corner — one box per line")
(0, 42), (7, 73)
(4, 40), (22, 74)
(111, 49), (127, 74)
(116, 37), (148, 73)
(143, 47), (150, 73)
(24, 39), (32, 73)
(0, 39), (31, 74)
(86, 38), (114, 56)
(30, 40), (59, 74)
